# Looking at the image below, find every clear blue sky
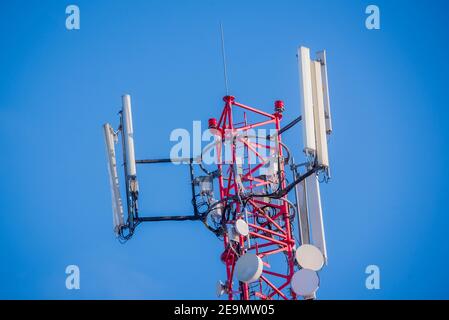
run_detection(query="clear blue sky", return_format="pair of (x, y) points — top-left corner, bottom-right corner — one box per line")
(1, 0), (448, 299)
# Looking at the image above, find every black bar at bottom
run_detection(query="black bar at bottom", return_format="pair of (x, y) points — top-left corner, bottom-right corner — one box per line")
(0, 300), (439, 318)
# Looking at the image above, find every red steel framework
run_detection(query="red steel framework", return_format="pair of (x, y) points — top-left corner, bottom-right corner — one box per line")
(209, 96), (297, 300)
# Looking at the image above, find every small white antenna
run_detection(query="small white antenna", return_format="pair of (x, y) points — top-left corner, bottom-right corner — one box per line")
(220, 22), (229, 95)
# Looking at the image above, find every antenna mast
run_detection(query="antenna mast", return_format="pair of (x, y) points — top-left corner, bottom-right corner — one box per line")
(220, 22), (229, 95)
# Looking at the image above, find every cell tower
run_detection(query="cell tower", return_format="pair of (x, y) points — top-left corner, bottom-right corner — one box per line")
(103, 46), (333, 300)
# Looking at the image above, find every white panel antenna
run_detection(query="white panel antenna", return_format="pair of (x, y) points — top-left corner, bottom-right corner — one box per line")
(316, 50), (332, 134)
(305, 174), (327, 262)
(298, 46), (316, 156)
(103, 123), (124, 234)
(311, 60), (329, 168)
(298, 46), (332, 171)
(296, 179), (310, 245)
(122, 94), (137, 178)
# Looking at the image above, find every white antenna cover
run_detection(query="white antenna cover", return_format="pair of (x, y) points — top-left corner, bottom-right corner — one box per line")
(235, 253), (263, 283)
(297, 179), (310, 245)
(295, 244), (324, 271)
(103, 123), (124, 234)
(311, 60), (329, 168)
(235, 219), (249, 236)
(122, 94), (137, 177)
(305, 175), (327, 262)
(291, 269), (320, 297)
(298, 46), (316, 156)
(316, 50), (332, 134)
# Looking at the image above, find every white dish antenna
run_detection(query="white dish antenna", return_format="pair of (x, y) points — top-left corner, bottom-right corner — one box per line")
(291, 269), (320, 297)
(235, 253), (263, 283)
(235, 219), (249, 236)
(295, 244), (324, 271)
(122, 94), (137, 178)
(103, 123), (124, 235)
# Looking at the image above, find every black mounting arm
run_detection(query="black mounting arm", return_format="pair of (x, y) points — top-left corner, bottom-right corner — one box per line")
(133, 157), (203, 223)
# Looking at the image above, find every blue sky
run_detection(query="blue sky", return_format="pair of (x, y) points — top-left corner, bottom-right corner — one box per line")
(1, 0), (449, 299)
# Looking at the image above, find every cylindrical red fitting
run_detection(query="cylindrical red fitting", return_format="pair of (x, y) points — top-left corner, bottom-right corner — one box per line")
(208, 118), (218, 129)
(223, 95), (235, 104)
(275, 100), (284, 112)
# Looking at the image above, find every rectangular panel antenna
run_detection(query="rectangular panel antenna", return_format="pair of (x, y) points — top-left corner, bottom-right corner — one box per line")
(298, 46), (316, 156)
(103, 123), (124, 234)
(316, 50), (332, 134)
(311, 60), (330, 168)
(305, 174), (327, 262)
(297, 179), (310, 245)
(122, 94), (137, 177)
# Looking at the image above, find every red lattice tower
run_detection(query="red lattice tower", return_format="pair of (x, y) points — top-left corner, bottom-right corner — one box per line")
(210, 96), (297, 300)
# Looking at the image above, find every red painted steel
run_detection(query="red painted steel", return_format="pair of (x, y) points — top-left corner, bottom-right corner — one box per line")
(213, 96), (297, 300)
